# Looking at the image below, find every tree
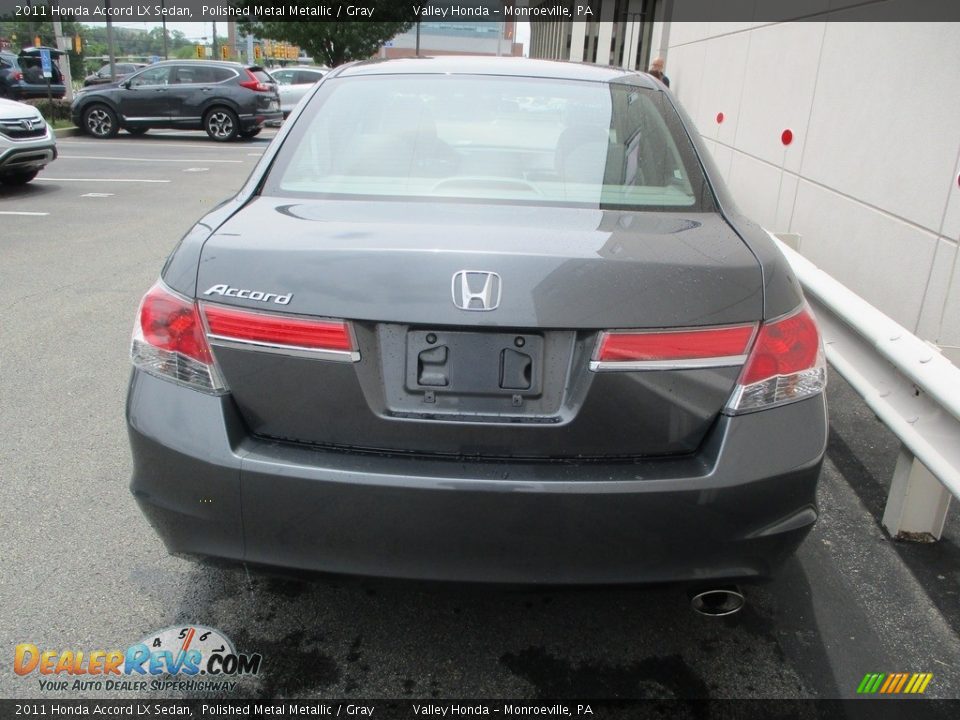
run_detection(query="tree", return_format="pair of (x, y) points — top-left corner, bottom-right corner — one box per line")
(238, 1), (413, 67)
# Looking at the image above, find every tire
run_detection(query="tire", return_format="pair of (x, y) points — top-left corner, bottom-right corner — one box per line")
(204, 107), (240, 142)
(238, 128), (261, 139)
(82, 104), (119, 138)
(0, 170), (39, 186)
(125, 127), (149, 136)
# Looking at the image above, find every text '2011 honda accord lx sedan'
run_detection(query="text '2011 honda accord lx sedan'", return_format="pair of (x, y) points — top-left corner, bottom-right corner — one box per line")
(127, 57), (827, 590)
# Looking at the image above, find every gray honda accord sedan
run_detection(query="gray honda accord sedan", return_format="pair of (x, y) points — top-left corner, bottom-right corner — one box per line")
(127, 57), (827, 588)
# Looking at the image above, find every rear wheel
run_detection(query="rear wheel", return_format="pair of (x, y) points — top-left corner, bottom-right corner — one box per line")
(204, 107), (239, 142)
(83, 104), (119, 138)
(125, 127), (149, 136)
(0, 169), (39, 186)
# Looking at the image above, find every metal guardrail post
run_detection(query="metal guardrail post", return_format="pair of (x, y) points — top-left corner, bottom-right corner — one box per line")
(771, 233), (959, 542)
(883, 449), (952, 541)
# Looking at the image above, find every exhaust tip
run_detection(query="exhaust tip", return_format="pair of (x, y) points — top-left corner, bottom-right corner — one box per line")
(690, 586), (745, 617)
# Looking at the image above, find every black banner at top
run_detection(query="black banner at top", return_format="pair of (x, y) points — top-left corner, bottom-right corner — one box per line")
(1, 0), (960, 23)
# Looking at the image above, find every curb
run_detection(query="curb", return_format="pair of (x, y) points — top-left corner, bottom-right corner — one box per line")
(54, 127), (82, 138)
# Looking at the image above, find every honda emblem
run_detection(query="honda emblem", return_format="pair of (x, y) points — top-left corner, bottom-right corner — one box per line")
(451, 271), (501, 311)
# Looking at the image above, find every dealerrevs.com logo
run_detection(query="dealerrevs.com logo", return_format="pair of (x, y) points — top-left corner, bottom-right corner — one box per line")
(14, 625), (261, 693)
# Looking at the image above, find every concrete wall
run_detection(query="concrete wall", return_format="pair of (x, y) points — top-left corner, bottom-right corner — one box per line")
(657, 21), (960, 358)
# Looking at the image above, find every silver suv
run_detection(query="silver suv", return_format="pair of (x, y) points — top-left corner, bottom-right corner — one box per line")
(0, 98), (56, 186)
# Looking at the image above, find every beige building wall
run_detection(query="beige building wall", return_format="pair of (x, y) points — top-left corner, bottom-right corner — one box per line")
(658, 21), (960, 360)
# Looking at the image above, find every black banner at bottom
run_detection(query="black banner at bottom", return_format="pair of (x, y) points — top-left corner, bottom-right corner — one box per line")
(2, 699), (960, 720)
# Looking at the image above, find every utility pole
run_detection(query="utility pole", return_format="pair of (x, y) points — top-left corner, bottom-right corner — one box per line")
(211, 22), (218, 59)
(415, 21), (421, 56)
(105, 0), (117, 80)
(161, 0), (169, 59)
(52, 20), (74, 101)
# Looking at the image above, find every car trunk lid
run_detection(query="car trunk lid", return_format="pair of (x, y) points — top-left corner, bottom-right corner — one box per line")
(194, 198), (762, 459)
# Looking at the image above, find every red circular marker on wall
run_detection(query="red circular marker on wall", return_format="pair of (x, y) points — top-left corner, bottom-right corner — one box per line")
(781, 129), (794, 146)
(716, 112), (724, 124)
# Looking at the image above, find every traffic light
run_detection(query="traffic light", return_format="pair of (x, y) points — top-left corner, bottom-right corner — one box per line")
(254, 46), (262, 60)
(263, 41), (271, 57)
(34, 35), (41, 48)
(195, 45), (204, 59)
(220, 46), (229, 60)
(73, 35), (82, 53)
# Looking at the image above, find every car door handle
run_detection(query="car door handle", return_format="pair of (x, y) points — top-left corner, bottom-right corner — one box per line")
(155, 88), (168, 92)
(201, 87), (213, 92)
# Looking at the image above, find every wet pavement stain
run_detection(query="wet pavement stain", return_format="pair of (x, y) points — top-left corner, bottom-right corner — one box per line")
(230, 628), (341, 698)
(500, 646), (710, 699)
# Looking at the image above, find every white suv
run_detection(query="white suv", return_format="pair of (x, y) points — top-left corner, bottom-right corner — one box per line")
(0, 98), (56, 186)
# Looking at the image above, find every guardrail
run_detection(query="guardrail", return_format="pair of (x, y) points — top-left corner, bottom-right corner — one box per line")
(770, 232), (960, 541)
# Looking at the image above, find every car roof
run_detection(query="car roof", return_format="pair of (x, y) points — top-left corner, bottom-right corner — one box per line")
(336, 56), (656, 87)
(147, 59), (250, 69)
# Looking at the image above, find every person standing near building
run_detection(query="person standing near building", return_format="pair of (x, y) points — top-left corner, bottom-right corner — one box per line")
(648, 56), (670, 87)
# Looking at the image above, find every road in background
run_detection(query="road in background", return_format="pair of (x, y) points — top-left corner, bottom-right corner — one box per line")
(1, 133), (958, 703)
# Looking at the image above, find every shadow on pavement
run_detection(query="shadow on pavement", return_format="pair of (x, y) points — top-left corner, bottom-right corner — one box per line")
(161, 557), (832, 700)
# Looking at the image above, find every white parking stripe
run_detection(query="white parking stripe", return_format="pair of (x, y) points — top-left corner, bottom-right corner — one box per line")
(58, 140), (271, 151)
(59, 155), (243, 164)
(34, 178), (171, 183)
(0, 211), (49, 216)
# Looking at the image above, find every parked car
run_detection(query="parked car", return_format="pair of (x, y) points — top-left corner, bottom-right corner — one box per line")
(0, 48), (67, 101)
(126, 58), (827, 597)
(268, 65), (327, 116)
(83, 62), (148, 87)
(0, 97), (56, 185)
(71, 60), (281, 141)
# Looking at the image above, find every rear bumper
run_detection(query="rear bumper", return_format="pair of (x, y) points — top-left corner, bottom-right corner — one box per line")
(11, 83), (66, 100)
(127, 370), (827, 585)
(240, 110), (283, 131)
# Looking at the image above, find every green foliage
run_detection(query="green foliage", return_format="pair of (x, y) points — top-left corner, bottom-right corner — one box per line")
(237, 1), (413, 67)
(21, 97), (72, 122)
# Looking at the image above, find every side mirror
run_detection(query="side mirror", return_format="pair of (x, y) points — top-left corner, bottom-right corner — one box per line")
(122, 80), (133, 89)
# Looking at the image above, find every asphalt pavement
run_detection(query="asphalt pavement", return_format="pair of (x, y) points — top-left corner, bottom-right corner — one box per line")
(1, 130), (959, 703)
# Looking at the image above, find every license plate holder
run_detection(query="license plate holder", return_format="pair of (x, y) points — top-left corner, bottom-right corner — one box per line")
(406, 330), (543, 396)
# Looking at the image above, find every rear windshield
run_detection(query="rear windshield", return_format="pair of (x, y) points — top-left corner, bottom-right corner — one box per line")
(264, 74), (715, 211)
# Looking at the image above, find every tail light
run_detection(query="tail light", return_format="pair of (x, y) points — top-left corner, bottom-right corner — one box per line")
(202, 304), (358, 362)
(239, 69), (271, 92)
(591, 324), (756, 370)
(725, 303), (826, 413)
(12, 71), (23, 82)
(130, 282), (226, 394)
(590, 303), (825, 413)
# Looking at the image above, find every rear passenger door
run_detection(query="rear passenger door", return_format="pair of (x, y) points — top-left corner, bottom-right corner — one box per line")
(168, 65), (236, 124)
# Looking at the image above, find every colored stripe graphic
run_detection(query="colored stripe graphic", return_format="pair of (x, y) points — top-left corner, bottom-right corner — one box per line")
(879, 675), (895, 693)
(893, 673), (909, 693)
(857, 673), (932, 694)
(857, 673), (885, 694)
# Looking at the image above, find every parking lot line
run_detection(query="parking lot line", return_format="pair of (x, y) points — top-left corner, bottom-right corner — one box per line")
(0, 210), (49, 216)
(58, 140), (272, 151)
(34, 178), (172, 183)
(59, 155), (244, 164)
